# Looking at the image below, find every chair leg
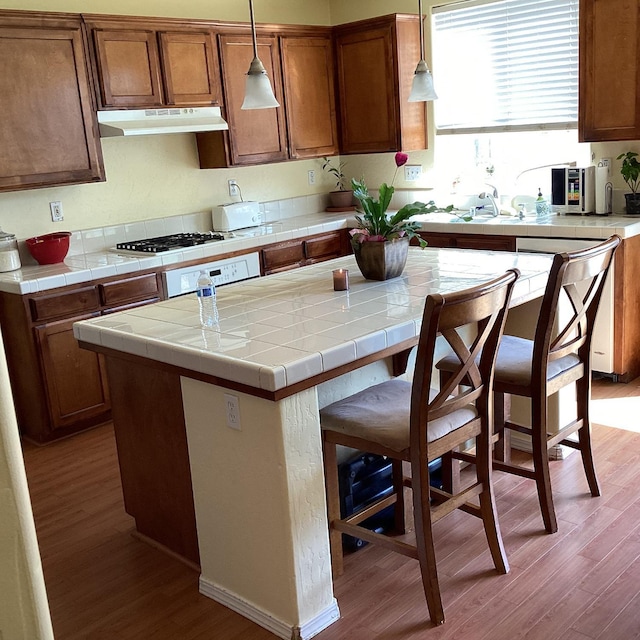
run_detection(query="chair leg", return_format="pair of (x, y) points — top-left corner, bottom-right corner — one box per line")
(475, 408), (509, 574)
(493, 391), (511, 465)
(576, 375), (600, 497)
(439, 370), (461, 494)
(322, 438), (344, 576)
(440, 449), (461, 495)
(412, 453), (445, 625)
(531, 396), (558, 534)
(391, 459), (406, 534)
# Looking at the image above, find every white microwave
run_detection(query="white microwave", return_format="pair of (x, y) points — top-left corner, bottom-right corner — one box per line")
(551, 166), (595, 215)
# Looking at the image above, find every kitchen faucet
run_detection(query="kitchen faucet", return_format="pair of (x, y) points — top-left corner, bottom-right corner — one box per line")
(478, 191), (499, 217)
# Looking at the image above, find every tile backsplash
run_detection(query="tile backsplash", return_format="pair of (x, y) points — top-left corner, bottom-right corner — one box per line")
(19, 193), (332, 264)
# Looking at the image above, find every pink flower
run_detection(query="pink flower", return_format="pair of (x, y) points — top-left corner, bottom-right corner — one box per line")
(395, 152), (409, 168)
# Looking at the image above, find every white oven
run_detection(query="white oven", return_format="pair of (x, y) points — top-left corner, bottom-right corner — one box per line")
(162, 252), (261, 298)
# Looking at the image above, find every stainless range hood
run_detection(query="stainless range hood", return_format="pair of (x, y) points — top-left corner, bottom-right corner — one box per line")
(97, 107), (228, 137)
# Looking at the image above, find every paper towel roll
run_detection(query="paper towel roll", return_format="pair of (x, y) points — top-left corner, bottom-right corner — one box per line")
(595, 164), (610, 214)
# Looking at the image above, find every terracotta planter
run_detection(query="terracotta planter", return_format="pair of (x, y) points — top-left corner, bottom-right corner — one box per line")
(624, 193), (640, 215)
(353, 237), (410, 281)
(328, 190), (354, 209)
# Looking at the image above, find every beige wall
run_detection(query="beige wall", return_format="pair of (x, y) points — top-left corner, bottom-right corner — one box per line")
(0, 1), (440, 241)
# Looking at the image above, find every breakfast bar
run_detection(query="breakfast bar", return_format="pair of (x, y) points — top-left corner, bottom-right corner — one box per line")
(74, 247), (553, 640)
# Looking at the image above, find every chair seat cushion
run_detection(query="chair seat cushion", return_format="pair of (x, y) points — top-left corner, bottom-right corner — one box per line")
(436, 334), (581, 388)
(494, 335), (580, 386)
(320, 379), (478, 452)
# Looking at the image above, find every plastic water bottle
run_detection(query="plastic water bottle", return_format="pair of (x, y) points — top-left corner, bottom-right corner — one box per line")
(196, 270), (218, 327)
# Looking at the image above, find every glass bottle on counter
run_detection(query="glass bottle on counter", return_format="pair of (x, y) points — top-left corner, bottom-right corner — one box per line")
(197, 269), (219, 327)
(0, 228), (21, 272)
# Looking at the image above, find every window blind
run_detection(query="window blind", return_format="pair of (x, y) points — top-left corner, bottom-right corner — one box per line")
(432, 0), (579, 134)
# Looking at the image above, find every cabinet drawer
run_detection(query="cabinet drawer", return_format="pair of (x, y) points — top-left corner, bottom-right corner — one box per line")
(305, 233), (342, 261)
(262, 241), (305, 273)
(29, 286), (100, 322)
(99, 273), (160, 307)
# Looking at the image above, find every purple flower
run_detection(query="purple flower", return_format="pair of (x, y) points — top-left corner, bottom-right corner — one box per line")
(395, 152), (409, 168)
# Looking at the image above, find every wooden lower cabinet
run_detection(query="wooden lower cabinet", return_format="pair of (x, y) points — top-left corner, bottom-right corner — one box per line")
(0, 271), (162, 444)
(261, 230), (350, 274)
(415, 232), (516, 252)
(35, 314), (110, 433)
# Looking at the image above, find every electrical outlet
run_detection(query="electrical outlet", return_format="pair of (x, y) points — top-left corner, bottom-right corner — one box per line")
(308, 170), (316, 185)
(224, 393), (241, 430)
(228, 180), (240, 197)
(404, 165), (422, 181)
(49, 201), (64, 222)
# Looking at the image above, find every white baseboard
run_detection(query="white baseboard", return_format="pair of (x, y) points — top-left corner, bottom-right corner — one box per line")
(199, 576), (340, 640)
(510, 431), (576, 460)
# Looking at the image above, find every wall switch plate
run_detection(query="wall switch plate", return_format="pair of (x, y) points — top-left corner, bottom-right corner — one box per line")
(404, 165), (422, 181)
(49, 201), (64, 222)
(228, 180), (240, 197)
(224, 393), (241, 430)
(308, 170), (315, 185)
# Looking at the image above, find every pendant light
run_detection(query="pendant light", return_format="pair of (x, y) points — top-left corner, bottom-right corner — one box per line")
(241, 0), (280, 110)
(408, 0), (438, 102)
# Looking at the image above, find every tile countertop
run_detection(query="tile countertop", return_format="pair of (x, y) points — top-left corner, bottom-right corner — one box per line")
(73, 247), (553, 394)
(1, 209), (638, 295)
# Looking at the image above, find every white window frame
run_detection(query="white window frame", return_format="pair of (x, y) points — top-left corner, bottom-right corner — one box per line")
(432, 0), (579, 135)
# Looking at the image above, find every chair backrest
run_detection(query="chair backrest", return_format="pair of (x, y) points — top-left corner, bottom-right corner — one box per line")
(410, 269), (519, 455)
(533, 234), (621, 374)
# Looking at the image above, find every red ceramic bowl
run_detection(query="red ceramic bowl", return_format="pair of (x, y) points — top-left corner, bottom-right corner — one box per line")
(26, 231), (71, 265)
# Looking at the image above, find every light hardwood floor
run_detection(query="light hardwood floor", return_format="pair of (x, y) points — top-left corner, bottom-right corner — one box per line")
(22, 377), (640, 639)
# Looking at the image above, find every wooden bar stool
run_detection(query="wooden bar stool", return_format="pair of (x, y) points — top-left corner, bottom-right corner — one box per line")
(437, 235), (620, 534)
(320, 269), (519, 626)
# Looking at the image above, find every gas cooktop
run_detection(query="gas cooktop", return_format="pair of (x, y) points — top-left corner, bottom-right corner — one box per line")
(116, 232), (225, 253)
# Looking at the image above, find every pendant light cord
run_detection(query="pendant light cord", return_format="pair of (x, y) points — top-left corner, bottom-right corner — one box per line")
(249, 0), (258, 60)
(418, 0), (425, 62)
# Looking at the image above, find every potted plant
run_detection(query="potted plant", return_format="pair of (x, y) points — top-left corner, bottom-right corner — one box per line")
(617, 151), (640, 215)
(350, 153), (454, 280)
(322, 156), (354, 209)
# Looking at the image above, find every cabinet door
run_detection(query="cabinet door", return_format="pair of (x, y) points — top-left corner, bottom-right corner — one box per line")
(217, 33), (288, 165)
(0, 16), (104, 191)
(35, 313), (110, 432)
(579, 0), (640, 141)
(334, 16), (426, 154)
(159, 31), (221, 106)
(280, 36), (338, 159)
(92, 28), (164, 107)
(335, 24), (398, 153)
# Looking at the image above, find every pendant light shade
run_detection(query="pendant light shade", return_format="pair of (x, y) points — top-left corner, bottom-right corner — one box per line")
(241, 0), (280, 110)
(408, 0), (438, 102)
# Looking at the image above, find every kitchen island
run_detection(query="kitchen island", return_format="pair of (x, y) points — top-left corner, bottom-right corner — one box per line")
(75, 247), (553, 640)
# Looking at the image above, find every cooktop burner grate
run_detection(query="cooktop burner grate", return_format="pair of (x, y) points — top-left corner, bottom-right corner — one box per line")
(116, 232), (225, 253)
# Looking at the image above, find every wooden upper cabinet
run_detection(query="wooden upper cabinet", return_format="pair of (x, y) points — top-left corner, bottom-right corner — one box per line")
(159, 31), (220, 106)
(280, 35), (338, 159)
(334, 14), (427, 154)
(579, 0), (640, 142)
(92, 27), (164, 108)
(85, 16), (222, 109)
(0, 11), (104, 192)
(213, 32), (288, 165)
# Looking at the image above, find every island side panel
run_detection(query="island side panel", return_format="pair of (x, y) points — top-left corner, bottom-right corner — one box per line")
(181, 378), (338, 637)
(105, 356), (199, 565)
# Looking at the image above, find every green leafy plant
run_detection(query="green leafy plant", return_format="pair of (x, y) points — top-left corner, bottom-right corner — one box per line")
(321, 156), (347, 191)
(350, 178), (454, 249)
(617, 151), (640, 194)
